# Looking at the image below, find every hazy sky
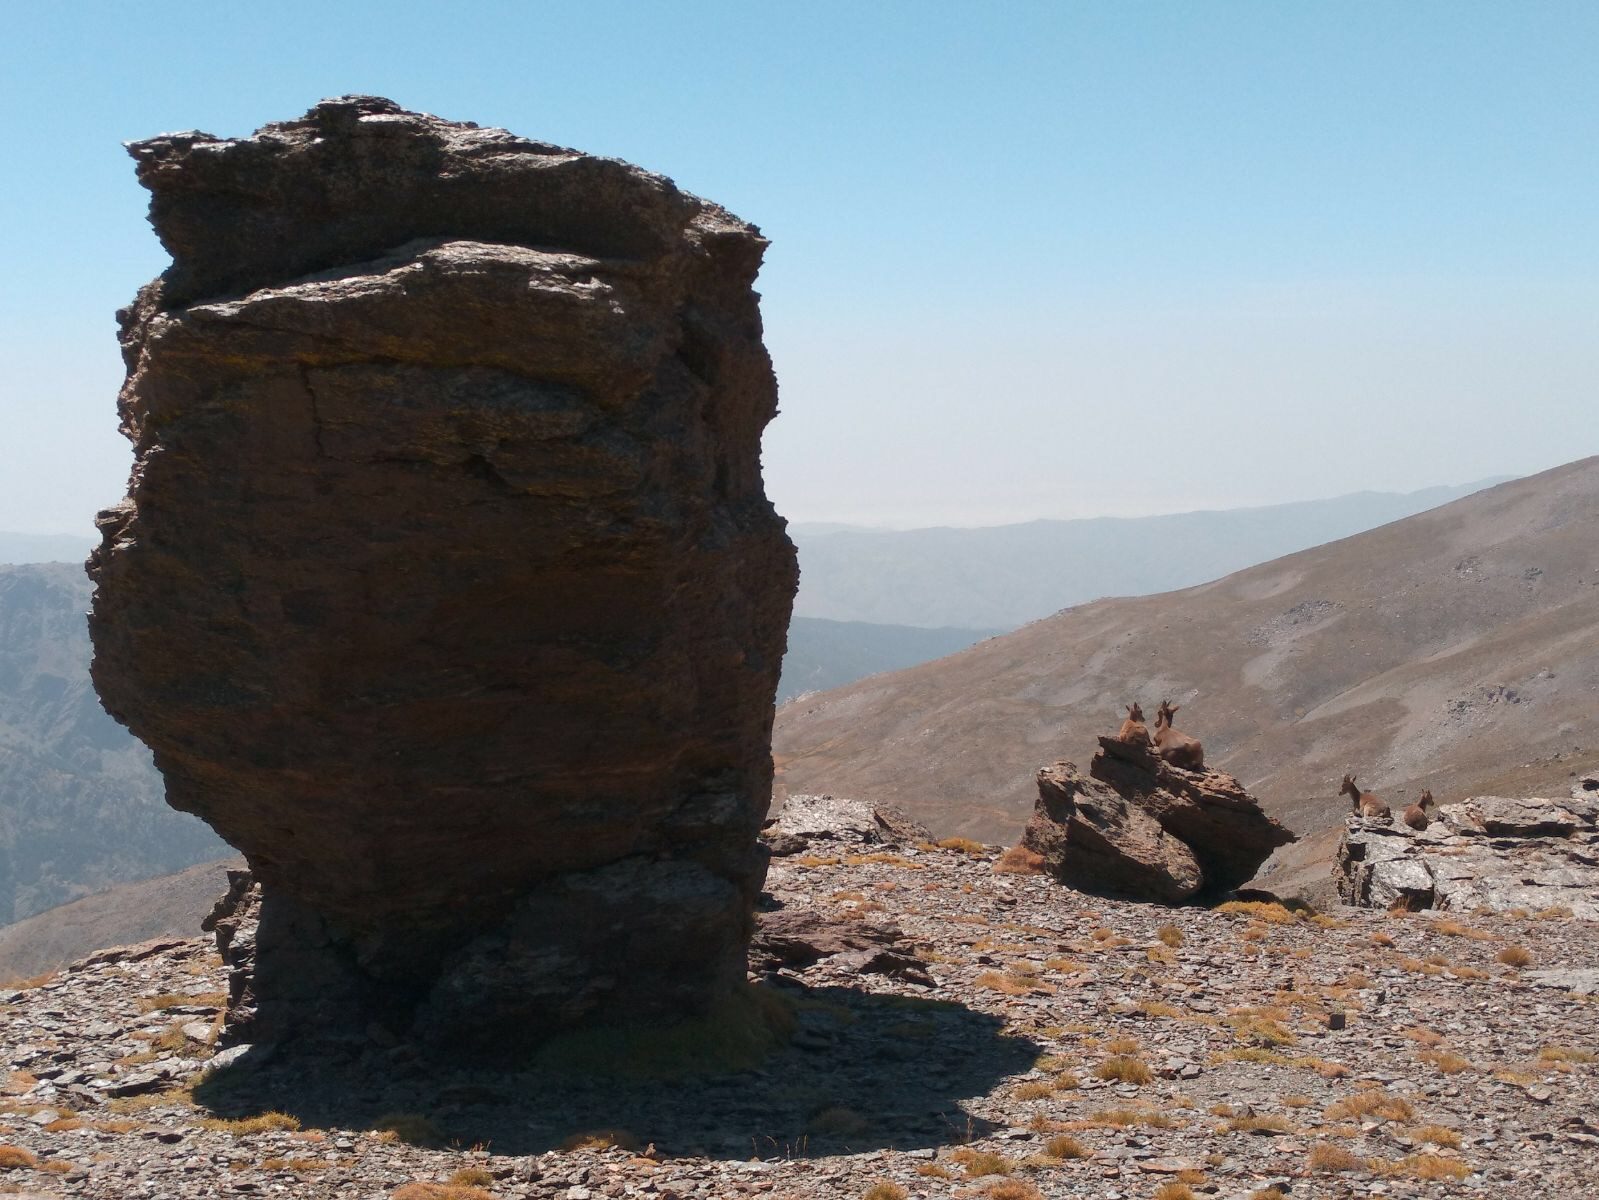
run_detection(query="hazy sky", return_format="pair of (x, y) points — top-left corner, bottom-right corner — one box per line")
(3, 2), (1596, 533)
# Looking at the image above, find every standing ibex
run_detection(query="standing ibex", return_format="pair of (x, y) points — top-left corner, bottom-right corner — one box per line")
(1341, 774), (1392, 821)
(1152, 700), (1204, 770)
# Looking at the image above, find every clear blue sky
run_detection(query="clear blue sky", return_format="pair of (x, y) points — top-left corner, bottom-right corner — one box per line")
(3, 1), (1596, 532)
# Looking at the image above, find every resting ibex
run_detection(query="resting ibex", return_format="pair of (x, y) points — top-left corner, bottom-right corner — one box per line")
(1401, 789), (1435, 831)
(1341, 774), (1391, 822)
(1115, 702), (1152, 748)
(1152, 700), (1204, 770)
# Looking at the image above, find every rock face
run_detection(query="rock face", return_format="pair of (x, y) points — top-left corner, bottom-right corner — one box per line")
(86, 97), (797, 1050)
(1336, 782), (1599, 917)
(1020, 737), (1295, 902)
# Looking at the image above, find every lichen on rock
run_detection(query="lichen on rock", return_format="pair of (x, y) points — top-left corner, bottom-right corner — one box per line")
(87, 96), (797, 1052)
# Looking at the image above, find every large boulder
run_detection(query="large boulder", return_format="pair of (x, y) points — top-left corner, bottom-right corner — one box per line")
(1020, 737), (1294, 902)
(1336, 791), (1599, 917)
(87, 97), (797, 1051)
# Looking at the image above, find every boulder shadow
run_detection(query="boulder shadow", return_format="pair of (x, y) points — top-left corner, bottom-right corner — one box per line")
(190, 980), (1041, 1159)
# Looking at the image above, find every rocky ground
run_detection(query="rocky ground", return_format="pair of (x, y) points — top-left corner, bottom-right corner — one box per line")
(1, 808), (1596, 1199)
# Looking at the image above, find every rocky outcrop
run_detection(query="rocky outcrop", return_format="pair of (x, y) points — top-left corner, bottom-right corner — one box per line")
(761, 792), (933, 857)
(1020, 737), (1294, 902)
(86, 97), (797, 1051)
(1335, 782), (1599, 917)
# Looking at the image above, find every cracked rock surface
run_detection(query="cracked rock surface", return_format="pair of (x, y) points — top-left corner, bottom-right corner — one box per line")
(1336, 778), (1599, 918)
(85, 96), (796, 1050)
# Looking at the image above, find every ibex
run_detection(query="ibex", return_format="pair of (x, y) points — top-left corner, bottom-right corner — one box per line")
(1152, 700), (1204, 770)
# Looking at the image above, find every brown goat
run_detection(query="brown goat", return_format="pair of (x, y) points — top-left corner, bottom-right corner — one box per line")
(1115, 702), (1152, 748)
(1152, 700), (1204, 770)
(1401, 789), (1434, 831)
(1341, 774), (1392, 821)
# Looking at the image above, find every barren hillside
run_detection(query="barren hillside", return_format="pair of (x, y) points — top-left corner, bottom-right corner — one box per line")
(774, 456), (1599, 884)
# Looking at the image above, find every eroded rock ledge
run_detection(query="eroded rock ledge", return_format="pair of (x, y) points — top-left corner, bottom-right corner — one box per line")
(1020, 737), (1295, 903)
(87, 97), (797, 1052)
(1336, 777), (1599, 918)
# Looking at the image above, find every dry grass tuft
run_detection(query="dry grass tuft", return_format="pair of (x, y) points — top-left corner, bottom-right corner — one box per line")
(1432, 919), (1490, 940)
(1417, 1049), (1472, 1074)
(1324, 1088), (1414, 1123)
(1250, 1190), (1289, 1200)
(981, 1182), (1043, 1200)
(370, 1113), (444, 1146)
(447, 1167), (495, 1188)
(1012, 1081), (1054, 1101)
(1496, 945), (1533, 968)
(1220, 1113), (1295, 1134)
(1369, 932), (1394, 947)
(198, 1112), (301, 1136)
(1104, 1036), (1141, 1055)
(1409, 1124), (1462, 1149)
(1538, 1044), (1597, 1064)
(994, 846), (1045, 875)
(136, 991), (226, 1013)
(1043, 1134), (1089, 1159)
(1155, 924), (1184, 947)
(937, 837), (988, 856)
(1392, 1153), (1470, 1181)
(975, 970), (1050, 997)
(862, 1183), (908, 1200)
(1137, 999), (1184, 1019)
(949, 1148), (1011, 1177)
(0, 1145), (38, 1170)
(389, 1185), (494, 1200)
(1308, 1142), (1367, 1173)
(1153, 1184), (1197, 1200)
(1094, 1055), (1153, 1085)
(1215, 900), (1300, 924)
(915, 1162), (954, 1179)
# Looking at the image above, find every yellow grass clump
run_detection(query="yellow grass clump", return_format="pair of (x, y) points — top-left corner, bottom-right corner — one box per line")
(994, 845), (1045, 875)
(198, 1112), (301, 1136)
(948, 1148), (1011, 1177)
(1392, 1153), (1470, 1181)
(1308, 1142), (1367, 1173)
(937, 837), (987, 856)
(1043, 1134), (1089, 1159)
(1496, 945), (1533, 968)
(0, 1145), (39, 1170)
(1094, 1055), (1153, 1085)
(1215, 900), (1300, 924)
(1324, 1089), (1414, 1123)
(862, 1183), (908, 1200)
(1418, 1049), (1472, 1074)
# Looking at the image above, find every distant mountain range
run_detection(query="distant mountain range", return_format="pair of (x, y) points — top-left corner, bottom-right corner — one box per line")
(778, 619), (999, 702)
(0, 563), (224, 925)
(790, 478), (1510, 629)
(0, 532), (97, 567)
(0, 471), (1534, 929)
(774, 458), (1599, 895)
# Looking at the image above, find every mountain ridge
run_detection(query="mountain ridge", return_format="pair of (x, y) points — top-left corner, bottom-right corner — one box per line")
(774, 457), (1599, 890)
(792, 476), (1511, 629)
